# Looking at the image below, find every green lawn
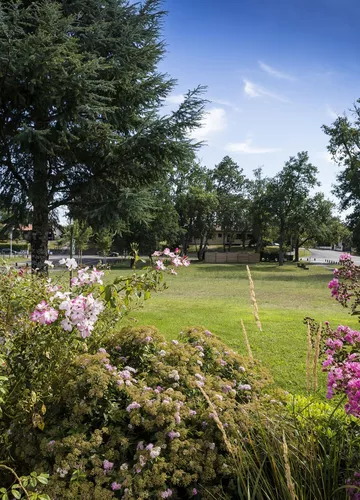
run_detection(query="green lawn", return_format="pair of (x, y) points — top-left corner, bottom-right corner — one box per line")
(108, 262), (358, 395)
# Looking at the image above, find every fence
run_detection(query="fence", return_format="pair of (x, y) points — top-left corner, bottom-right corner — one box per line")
(204, 252), (260, 264)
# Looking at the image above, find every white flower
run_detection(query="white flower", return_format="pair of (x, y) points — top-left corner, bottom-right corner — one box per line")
(44, 260), (54, 268)
(59, 257), (78, 270)
(150, 446), (161, 459)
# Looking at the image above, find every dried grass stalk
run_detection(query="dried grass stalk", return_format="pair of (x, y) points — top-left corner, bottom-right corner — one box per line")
(306, 321), (312, 393)
(246, 265), (262, 331)
(198, 385), (235, 459)
(241, 319), (254, 362)
(282, 432), (297, 500)
(312, 323), (322, 392)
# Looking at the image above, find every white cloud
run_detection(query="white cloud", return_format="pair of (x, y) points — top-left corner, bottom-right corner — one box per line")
(243, 79), (290, 103)
(226, 138), (281, 154)
(210, 98), (233, 107)
(191, 108), (227, 140)
(326, 105), (339, 120)
(258, 61), (295, 81)
(165, 94), (184, 105)
(316, 151), (336, 164)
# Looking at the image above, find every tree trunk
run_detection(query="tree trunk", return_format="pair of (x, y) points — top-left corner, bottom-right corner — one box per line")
(242, 231), (246, 249)
(255, 232), (262, 253)
(183, 236), (189, 256)
(198, 235), (208, 261)
(294, 238), (300, 262)
(223, 233), (226, 252)
(31, 153), (48, 271)
(279, 228), (284, 267)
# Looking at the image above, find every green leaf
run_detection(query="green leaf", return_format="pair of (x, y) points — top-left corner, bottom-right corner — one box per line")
(11, 489), (21, 499)
(104, 285), (112, 302)
(36, 476), (48, 485)
(29, 477), (37, 488)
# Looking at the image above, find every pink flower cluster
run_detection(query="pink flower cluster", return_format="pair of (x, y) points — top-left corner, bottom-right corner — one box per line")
(58, 294), (104, 338)
(339, 253), (353, 262)
(328, 278), (339, 297)
(31, 263), (105, 338)
(328, 256), (358, 305)
(322, 324), (360, 417)
(152, 248), (190, 274)
(324, 255), (360, 417)
(70, 267), (104, 287)
(30, 300), (59, 325)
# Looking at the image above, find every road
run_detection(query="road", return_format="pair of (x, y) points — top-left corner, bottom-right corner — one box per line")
(303, 248), (360, 265)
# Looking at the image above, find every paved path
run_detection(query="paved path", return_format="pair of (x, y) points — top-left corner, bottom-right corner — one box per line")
(303, 248), (360, 265)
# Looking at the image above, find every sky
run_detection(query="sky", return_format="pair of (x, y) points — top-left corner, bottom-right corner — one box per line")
(159, 0), (360, 209)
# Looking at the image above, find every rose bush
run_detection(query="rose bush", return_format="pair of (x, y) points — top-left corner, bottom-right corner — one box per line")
(0, 256), (271, 499)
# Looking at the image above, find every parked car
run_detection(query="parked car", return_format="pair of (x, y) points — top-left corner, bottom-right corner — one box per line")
(109, 252), (119, 257)
(1, 249), (18, 255)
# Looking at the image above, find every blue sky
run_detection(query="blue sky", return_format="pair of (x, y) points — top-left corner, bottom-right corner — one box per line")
(160, 0), (360, 208)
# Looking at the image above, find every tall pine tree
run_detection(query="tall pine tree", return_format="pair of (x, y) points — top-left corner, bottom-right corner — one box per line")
(0, 0), (205, 269)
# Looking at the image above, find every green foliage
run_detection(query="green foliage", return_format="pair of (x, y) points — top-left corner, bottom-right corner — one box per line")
(95, 229), (114, 257)
(0, 243), (28, 252)
(0, 467), (50, 500)
(0, 0), (206, 269)
(323, 110), (360, 211)
(61, 221), (93, 260)
(0, 264), (273, 498)
(174, 162), (218, 258)
(266, 151), (319, 265)
(212, 156), (247, 251)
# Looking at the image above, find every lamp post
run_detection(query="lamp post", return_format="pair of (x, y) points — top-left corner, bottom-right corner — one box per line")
(9, 227), (13, 258)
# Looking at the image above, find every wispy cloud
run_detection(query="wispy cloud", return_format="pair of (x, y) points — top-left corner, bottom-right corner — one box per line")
(210, 98), (233, 107)
(165, 94), (185, 105)
(191, 107), (227, 140)
(226, 138), (281, 154)
(243, 79), (290, 103)
(326, 105), (339, 120)
(258, 61), (295, 81)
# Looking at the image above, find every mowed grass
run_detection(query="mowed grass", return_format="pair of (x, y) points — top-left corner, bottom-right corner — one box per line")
(108, 262), (359, 395)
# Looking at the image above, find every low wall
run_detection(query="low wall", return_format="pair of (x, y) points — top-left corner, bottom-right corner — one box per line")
(204, 252), (260, 264)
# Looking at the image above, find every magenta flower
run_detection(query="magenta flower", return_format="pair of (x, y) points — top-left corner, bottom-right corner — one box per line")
(111, 482), (121, 491)
(167, 430), (180, 439)
(328, 278), (340, 297)
(103, 459), (114, 472)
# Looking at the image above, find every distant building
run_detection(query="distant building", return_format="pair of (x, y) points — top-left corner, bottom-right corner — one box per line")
(189, 227), (253, 246)
(20, 224), (62, 241)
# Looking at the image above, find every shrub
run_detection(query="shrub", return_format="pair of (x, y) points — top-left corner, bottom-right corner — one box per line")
(0, 259), (271, 499)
